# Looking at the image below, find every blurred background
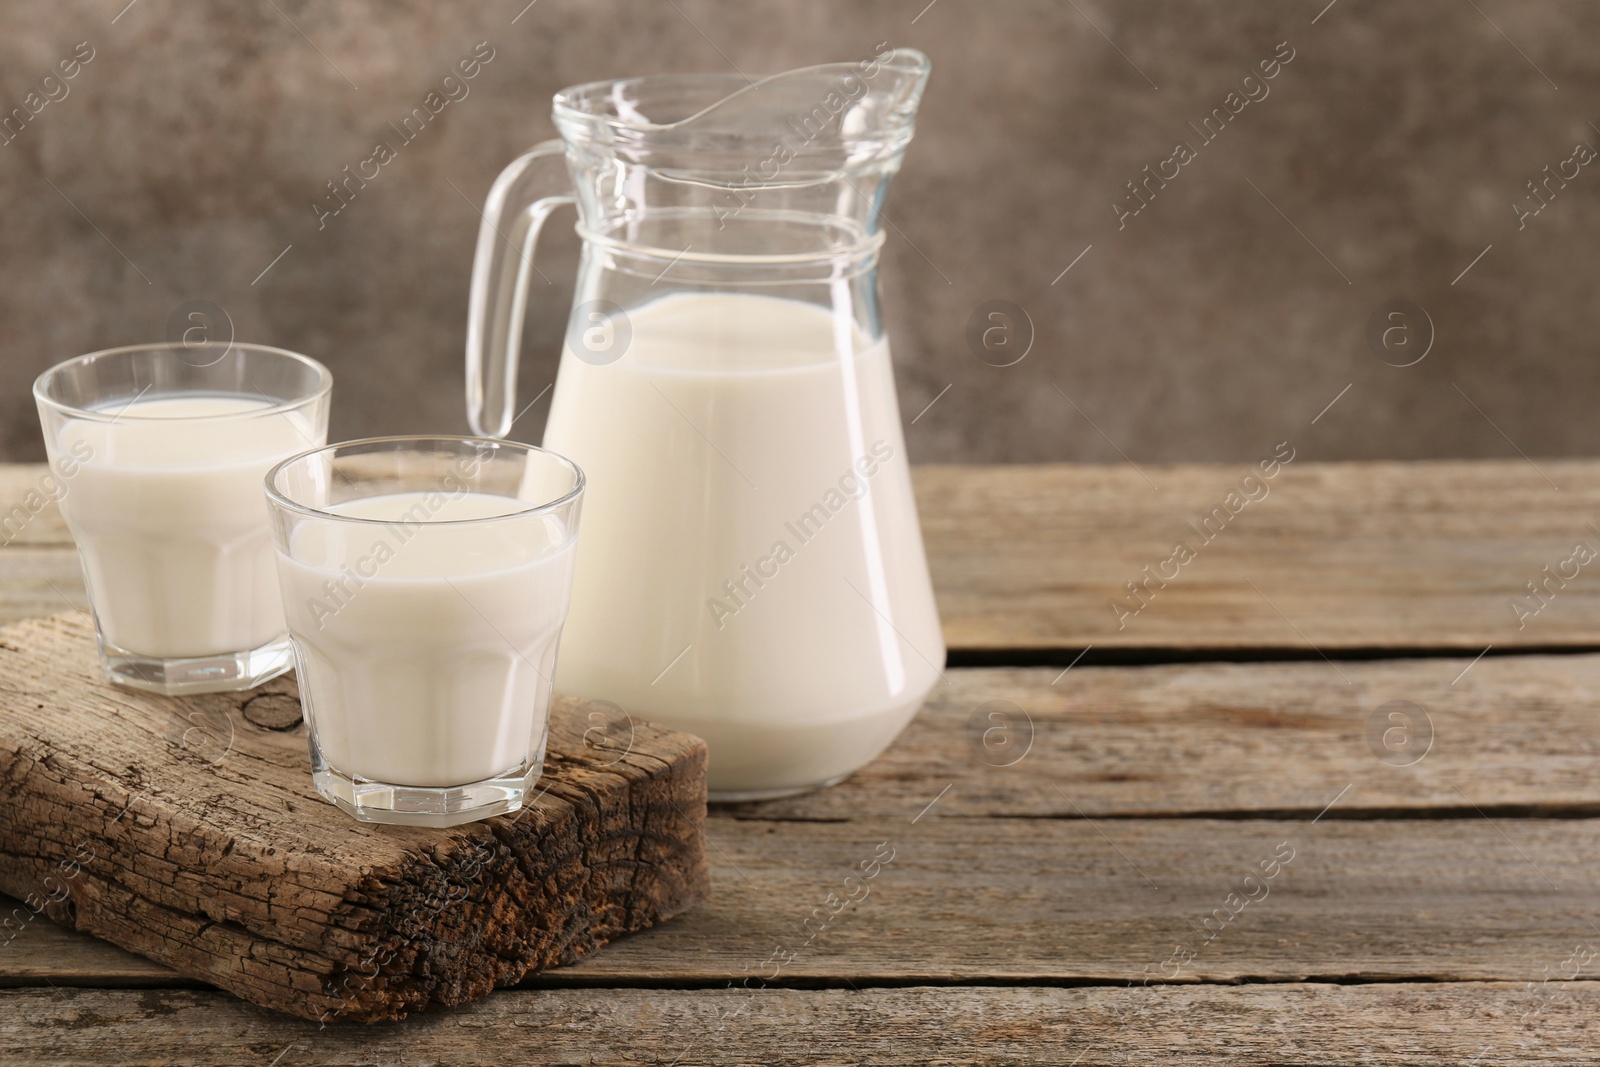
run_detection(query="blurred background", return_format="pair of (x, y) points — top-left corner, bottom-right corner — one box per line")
(1, 0), (1596, 464)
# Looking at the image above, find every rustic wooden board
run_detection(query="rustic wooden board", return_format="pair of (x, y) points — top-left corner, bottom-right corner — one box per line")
(2, 983), (1593, 1066)
(12, 460), (1600, 651)
(8, 813), (1600, 987)
(0, 612), (710, 1023)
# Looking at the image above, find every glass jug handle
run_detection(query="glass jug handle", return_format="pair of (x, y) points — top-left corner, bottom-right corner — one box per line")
(464, 139), (575, 439)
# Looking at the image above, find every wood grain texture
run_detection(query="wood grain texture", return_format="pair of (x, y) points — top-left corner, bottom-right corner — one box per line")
(1, 983), (1592, 1066)
(11, 459), (1600, 651)
(4, 459), (1598, 1063)
(731, 655), (1600, 819)
(0, 911), (175, 986)
(916, 459), (1600, 651)
(8, 813), (1600, 987)
(0, 612), (710, 1023)
(0, 545), (87, 626)
(10, 652), (1600, 985)
(0, 466), (71, 547)
(549, 815), (1600, 985)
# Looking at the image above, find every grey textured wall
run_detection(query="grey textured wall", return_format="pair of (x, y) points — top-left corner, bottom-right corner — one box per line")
(2, 0), (1596, 465)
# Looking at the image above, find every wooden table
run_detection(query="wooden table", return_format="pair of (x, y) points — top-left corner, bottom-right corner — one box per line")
(5, 459), (1600, 1064)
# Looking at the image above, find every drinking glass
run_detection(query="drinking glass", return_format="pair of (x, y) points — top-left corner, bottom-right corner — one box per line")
(265, 436), (584, 827)
(33, 342), (331, 694)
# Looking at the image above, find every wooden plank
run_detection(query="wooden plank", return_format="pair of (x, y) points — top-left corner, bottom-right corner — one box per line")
(0, 612), (710, 1023)
(13, 459), (1600, 651)
(545, 815), (1600, 985)
(0, 983), (1592, 1064)
(735, 655), (1600, 819)
(916, 459), (1600, 651)
(0, 545), (87, 626)
(0, 913), (172, 986)
(0, 465), (71, 547)
(9, 651), (1600, 987)
(8, 814), (1600, 987)
(4, 653), (1589, 831)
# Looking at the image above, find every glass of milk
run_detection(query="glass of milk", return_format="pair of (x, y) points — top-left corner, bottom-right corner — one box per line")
(265, 436), (584, 827)
(34, 342), (331, 694)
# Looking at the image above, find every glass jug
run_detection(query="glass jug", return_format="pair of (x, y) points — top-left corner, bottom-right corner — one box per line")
(464, 49), (943, 800)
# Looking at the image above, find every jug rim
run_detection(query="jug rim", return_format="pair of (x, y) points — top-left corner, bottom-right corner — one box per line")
(551, 48), (931, 147)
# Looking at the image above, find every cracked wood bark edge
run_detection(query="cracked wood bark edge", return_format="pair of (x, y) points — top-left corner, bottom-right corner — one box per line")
(0, 612), (710, 1023)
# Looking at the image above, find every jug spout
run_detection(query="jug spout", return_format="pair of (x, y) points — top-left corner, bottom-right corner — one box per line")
(731, 45), (934, 150)
(552, 46), (932, 154)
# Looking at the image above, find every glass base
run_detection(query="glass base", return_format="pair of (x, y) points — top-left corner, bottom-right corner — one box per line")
(709, 770), (852, 804)
(98, 632), (295, 696)
(309, 736), (544, 827)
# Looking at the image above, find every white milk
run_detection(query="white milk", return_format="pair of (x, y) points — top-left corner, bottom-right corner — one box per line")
(276, 492), (577, 788)
(53, 395), (317, 658)
(543, 292), (944, 795)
